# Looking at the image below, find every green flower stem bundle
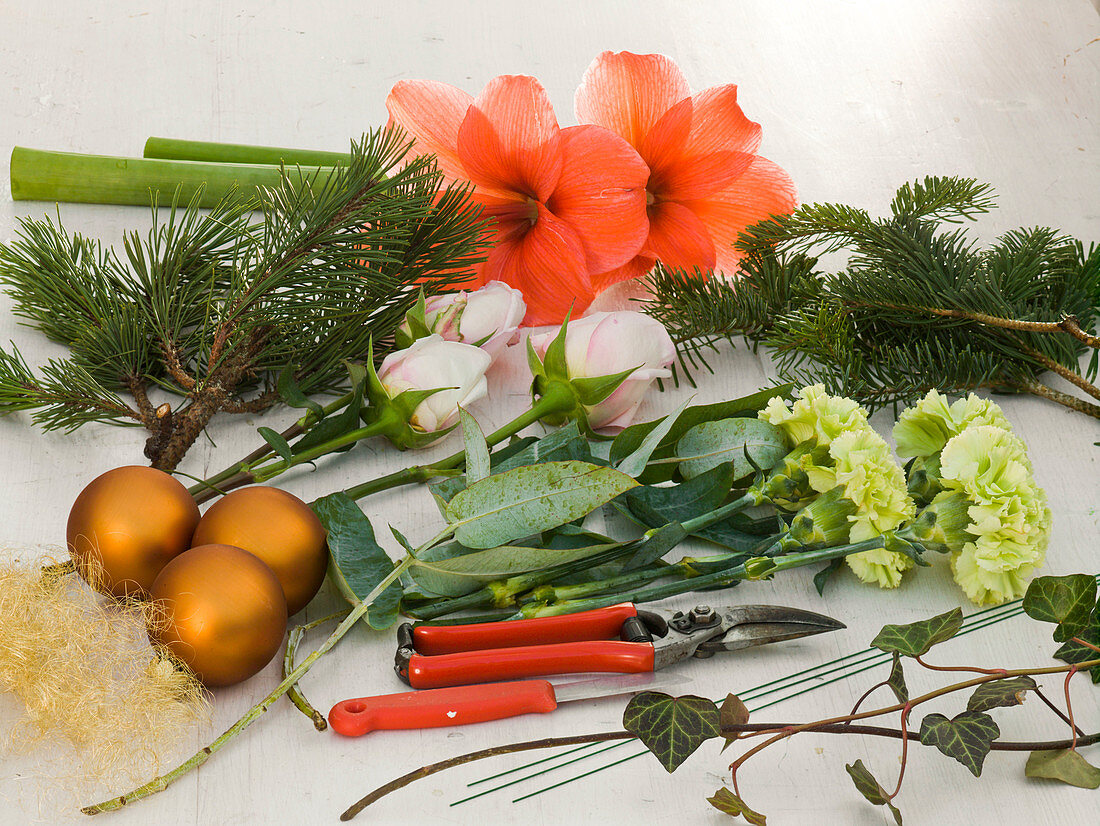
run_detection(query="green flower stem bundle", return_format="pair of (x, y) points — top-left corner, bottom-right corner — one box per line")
(0, 130), (492, 470)
(645, 176), (1100, 420)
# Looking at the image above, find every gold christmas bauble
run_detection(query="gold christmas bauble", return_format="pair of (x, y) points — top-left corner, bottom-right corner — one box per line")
(192, 486), (328, 615)
(67, 465), (200, 597)
(149, 544), (287, 687)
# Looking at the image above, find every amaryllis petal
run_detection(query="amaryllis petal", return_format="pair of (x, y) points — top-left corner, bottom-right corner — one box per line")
(457, 75), (563, 202)
(575, 51), (691, 150)
(547, 125), (650, 274)
(642, 86), (762, 200)
(642, 201), (717, 273)
(386, 80), (474, 181)
(590, 254), (656, 292)
(683, 155), (798, 275)
(483, 203), (592, 325)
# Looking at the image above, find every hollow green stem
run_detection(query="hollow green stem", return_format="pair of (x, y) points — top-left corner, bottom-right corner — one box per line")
(520, 538), (887, 618)
(81, 527), (451, 815)
(144, 137), (350, 167)
(680, 492), (759, 534)
(283, 609), (351, 731)
(10, 147), (336, 207)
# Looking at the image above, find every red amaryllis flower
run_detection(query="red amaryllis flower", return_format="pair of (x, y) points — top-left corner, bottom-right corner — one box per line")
(575, 51), (798, 289)
(387, 75), (650, 325)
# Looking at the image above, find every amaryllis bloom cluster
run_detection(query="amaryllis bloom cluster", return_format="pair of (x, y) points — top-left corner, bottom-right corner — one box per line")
(387, 52), (796, 325)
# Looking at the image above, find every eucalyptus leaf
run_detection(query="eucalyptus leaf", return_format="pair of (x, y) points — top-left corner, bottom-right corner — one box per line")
(674, 418), (788, 480)
(919, 711), (999, 777)
(1025, 748), (1100, 789)
(624, 522), (689, 570)
(1022, 574), (1097, 642)
(408, 540), (621, 597)
(845, 760), (903, 825)
(609, 383), (794, 466)
(460, 407), (490, 484)
(614, 395), (694, 479)
(871, 608), (963, 657)
(966, 676), (1036, 712)
(445, 460), (638, 549)
(493, 421), (593, 473)
(622, 691), (721, 773)
(624, 462), (735, 527)
(312, 492), (401, 629)
(706, 787), (767, 825)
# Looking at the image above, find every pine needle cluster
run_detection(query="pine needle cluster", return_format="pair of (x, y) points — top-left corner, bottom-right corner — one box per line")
(644, 176), (1100, 419)
(0, 130), (492, 468)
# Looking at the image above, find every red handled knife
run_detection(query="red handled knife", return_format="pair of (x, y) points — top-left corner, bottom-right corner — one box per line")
(328, 672), (689, 737)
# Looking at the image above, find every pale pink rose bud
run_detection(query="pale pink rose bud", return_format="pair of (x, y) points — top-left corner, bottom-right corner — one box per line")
(529, 311), (675, 432)
(378, 335), (491, 435)
(398, 282), (527, 359)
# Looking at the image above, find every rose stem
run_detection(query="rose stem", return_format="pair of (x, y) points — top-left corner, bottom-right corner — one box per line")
(340, 722), (1100, 820)
(9, 147), (336, 208)
(81, 528), (454, 815)
(283, 609), (350, 730)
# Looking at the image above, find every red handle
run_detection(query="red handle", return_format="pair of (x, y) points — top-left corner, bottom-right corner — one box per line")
(328, 680), (558, 737)
(407, 641), (655, 689)
(411, 603), (639, 655)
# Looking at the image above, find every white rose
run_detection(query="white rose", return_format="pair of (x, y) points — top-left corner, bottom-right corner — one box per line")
(529, 311), (675, 432)
(378, 335), (491, 435)
(398, 282), (526, 359)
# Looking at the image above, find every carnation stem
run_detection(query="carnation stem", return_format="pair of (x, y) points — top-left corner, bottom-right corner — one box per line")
(9, 147), (335, 207)
(81, 528), (451, 815)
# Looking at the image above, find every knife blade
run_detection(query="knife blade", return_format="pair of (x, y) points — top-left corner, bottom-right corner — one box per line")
(328, 671), (691, 737)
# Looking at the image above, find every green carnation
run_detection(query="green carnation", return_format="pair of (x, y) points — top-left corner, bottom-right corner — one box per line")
(934, 425), (1051, 605)
(893, 389), (1013, 460)
(847, 546), (914, 589)
(760, 384), (869, 449)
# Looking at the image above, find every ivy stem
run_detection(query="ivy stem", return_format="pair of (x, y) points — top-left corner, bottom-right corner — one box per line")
(727, 659), (1100, 778)
(81, 528), (452, 815)
(847, 678), (891, 718)
(888, 703), (912, 800)
(914, 655), (1009, 677)
(1070, 635), (1100, 654)
(1065, 666), (1079, 750)
(341, 721), (1100, 820)
(1032, 685), (1086, 738)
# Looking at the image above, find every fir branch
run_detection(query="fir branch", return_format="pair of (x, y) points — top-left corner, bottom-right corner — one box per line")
(644, 177), (1100, 418)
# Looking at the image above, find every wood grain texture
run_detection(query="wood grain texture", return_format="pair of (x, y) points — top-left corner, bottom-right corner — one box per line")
(1, 1), (1098, 824)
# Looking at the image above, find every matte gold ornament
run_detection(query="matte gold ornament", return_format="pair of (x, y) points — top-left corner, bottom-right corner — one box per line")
(67, 465), (201, 597)
(192, 486), (328, 615)
(149, 544), (288, 687)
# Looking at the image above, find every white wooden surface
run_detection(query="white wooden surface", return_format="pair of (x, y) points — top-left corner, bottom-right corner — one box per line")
(2, 1), (1099, 824)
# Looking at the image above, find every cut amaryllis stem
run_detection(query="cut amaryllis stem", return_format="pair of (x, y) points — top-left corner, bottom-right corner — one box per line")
(9, 146), (337, 207)
(144, 136), (349, 167)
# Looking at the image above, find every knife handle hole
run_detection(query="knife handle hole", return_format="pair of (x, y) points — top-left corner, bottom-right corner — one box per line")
(344, 701), (366, 714)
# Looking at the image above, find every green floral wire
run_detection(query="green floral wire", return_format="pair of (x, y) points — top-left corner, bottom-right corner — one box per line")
(451, 578), (1098, 807)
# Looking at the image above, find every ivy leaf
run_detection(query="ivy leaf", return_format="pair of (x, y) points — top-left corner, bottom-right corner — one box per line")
(919, 711), (1000, 777)
(887, 653), (909, 703)
(622, 692), (721, 773)
(256, 426), (293, 462)
(871, 608), (963, 657)
(706, 787), (767, 825)
(1054, 624), (1100, 683)
(845, 760), (903, 825)
(312, 492), (401, 629)
(674, 418), (788, 481)
(445, 461), (637, 549)
(719, 693), (750, 753)
(1022, 574), (1097, 642)
(459, 408), (490, 485)
(966, 676), (1037, 712)
(1025, 748), (1100, 789)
